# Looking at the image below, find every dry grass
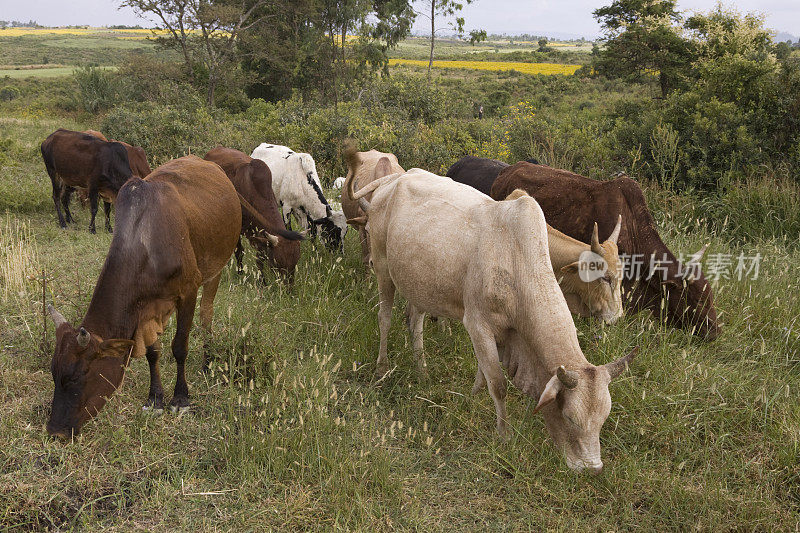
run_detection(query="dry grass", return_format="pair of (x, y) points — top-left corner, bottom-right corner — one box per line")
(388, 59), (581, 75)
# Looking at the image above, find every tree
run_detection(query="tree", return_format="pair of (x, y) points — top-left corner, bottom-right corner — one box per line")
(239, 0), (414, 103)
(120, 0), (275, 106)
(593, 0), (692, 97)
(415, 0), (477, 79)
(468, 28), (486, 46)
(537, 37), (548, 52)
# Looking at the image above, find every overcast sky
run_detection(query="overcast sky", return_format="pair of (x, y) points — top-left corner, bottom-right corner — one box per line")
(0, 0), (796, 40)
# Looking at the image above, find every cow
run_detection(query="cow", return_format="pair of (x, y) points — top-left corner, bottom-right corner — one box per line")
(342, 143), (405, 266)
(503, 189), (624, 323)
(82, 130), (152, 179)
(44, 155), (256, 438)
(250, 143), (347, 252)
(115, 140), (152, 178)
(41, 129), (132, 233)
(491, 162), (720, 340)
(350, 168), (637, 472)
(446, 155), (540, 196)
(204, 146), (303, 285)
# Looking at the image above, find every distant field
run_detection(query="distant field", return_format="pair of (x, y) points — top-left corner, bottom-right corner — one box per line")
(0, 66), (117, 78)
(389, 58), (581, 75)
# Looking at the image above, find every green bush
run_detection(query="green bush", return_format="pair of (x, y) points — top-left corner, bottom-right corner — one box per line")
(0, 86), (20, 101)
(72, 65), (118, 113)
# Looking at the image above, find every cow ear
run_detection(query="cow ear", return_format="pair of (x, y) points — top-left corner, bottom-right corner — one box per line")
(533, 374), (562, 414)
(560, 262), (579, 274)
(347, 216), (367, 227)
(94, 339), (135, 360)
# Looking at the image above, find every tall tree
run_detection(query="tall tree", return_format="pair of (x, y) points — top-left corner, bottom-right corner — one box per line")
(415, 0), (476, 79)
(120, 0), (275, 106)
(239, 0), (414, 102)
(593, 0), (692, 97)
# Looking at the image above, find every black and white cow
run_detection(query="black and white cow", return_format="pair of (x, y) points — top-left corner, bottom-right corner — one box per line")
(251, 143), (347, 251)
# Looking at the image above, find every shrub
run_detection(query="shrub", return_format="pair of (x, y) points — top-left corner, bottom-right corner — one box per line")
(0, 86), (20, 101)
(72, 65), (118, 113)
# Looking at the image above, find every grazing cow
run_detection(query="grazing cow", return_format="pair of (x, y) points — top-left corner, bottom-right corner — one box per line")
(351, 169), (637, 472)
(45, 155), (246, 438)
(446, 155), (540, 196)
(503, 189), (624, 323)
(491, 162), (720, 340)
(41, 129), (132, 233)
(342, 143), (405, 266)
(82, 130), (151, 179)
(204, 146), (303, 285)
(251, 143), (347, 251)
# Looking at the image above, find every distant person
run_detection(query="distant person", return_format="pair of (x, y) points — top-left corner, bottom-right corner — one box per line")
(478, 105), (484, 119)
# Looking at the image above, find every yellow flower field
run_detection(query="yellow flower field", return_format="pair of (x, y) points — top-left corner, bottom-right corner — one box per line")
(388, 58), (580, 75)
(0, 27), (173, 37)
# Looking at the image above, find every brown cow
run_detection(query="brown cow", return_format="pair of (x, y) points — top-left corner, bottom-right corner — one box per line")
(491, 162), (720, 340)
(41, 129), (132, 233)
(45, 155), (242, 438)
(204, 147), (303, 285)
(342, 142), (405, 266)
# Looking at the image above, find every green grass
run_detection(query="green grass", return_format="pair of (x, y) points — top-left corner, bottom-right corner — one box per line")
(0, 66), (117, 78)
(1, 107), (799, 531)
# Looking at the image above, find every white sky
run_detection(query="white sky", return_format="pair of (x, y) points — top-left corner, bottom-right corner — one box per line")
(0, 0), (796, 40)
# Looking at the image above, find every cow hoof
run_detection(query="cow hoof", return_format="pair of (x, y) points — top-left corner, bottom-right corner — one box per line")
(142, 405), (164, 415)
(169, 405), (191, 415)
(169, 396), (191, 414)
(106, 227), (113, 234)
(89, 228), (96, 234)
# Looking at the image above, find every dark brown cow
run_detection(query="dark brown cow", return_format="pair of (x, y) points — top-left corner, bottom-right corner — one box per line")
(204, 147), (303, 285)
(342, 142), (405, 266)
(41, 129), (132, 233)
(491, 162), (720, 340)
(83, 130), (152, 178)
(446, 155), (540, 196)
(45, 155), (241, 438)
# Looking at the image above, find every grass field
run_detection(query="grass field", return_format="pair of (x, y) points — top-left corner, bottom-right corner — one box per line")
(388, 58), (581, 75)
(1, 103), (799, 531)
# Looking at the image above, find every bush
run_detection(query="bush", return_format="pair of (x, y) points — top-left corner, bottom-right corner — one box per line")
(0, 86), (20, 101)
(72, 65), (118, 113)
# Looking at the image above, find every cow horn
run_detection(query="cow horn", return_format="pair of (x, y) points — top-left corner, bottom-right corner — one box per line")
(347, 174), (371, 213)
(689, 244), (709, 263)
(262, 232), (280, 247)
(556, 365), (579, 389)
(604, 346), (638, 379)
(591, 222), (602, 255)
(608, 215), (622, 245)
(76, 327), (91, 347)
(47, 304), (67, 329)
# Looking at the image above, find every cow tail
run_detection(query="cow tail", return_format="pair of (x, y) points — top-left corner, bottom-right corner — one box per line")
(236, 192), (303, 242)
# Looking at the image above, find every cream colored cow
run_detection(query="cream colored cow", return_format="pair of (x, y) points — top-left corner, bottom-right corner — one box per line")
(352, 169), (636, 472)
(504, 189), (624, 324)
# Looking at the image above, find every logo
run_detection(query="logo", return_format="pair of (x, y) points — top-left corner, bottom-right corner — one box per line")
(577, 250), (608, 283)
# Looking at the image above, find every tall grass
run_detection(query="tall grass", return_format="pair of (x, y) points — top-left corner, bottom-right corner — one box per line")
(0, 216), (40, 301)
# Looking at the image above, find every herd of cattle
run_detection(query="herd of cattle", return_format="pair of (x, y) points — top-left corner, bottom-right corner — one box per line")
(38, 128), (720, 473)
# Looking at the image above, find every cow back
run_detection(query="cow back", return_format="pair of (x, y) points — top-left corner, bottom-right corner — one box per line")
(446, 156), (509, 196)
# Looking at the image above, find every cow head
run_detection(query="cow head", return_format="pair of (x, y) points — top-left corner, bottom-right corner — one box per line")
(534, 347), (637, 473)
(46, 305), (133, 438)
(253, 233), (302, 286)
(560, 217), (623, 323)
(648, 246), (720, 340)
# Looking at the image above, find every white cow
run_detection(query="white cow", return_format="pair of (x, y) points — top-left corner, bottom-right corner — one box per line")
(250, 143), (347, 251)
(351, 168), (637, 472)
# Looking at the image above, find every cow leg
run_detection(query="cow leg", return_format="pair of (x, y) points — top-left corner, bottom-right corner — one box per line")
(49, 178), (67, 229)
(472, 367), (487, 394)
(169, 292), (197, 411)
(375, 274), (395, 379)
(359, 227), (371, 268)
(234, 237), (244, 275)
(143, 340), (164, 412)
(199, 273), (221, 373)
(61, 187), (75, 224)
(87, 188), (99, 234)
(103, 200), (113, 233)
(463, 317), (508, 437)
(406, 303), (428, 378)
